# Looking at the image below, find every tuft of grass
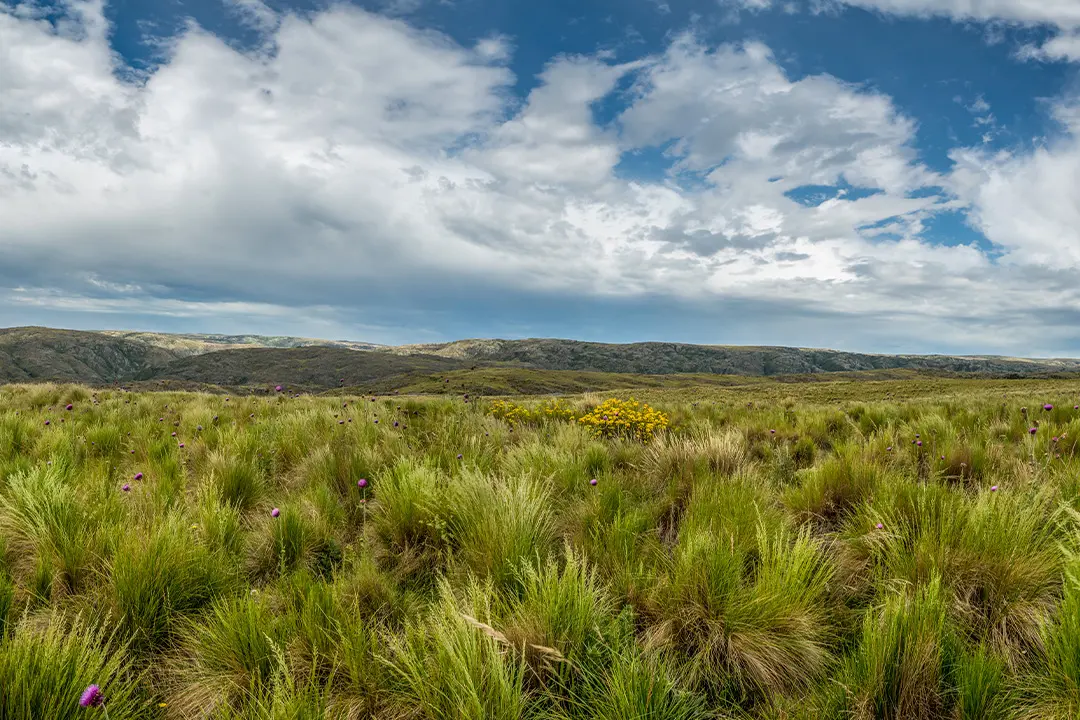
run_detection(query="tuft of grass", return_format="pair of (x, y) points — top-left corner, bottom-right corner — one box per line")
(106, 515), (235, 653)
(168, 594), (284, 715)
(0, 464), (97, 596)
(381, 580), (530, 720)
(827, 575), (954, 720)
(445, 471), (555, 591)
(0, 614), (151, 720)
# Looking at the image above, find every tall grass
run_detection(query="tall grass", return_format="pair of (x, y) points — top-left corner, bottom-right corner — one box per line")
(0, 382), (1079, 716)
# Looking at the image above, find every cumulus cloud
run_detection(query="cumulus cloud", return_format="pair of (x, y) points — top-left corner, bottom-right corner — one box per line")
(1018, 32), (1080, 62)
(1, 0), (1079, 352)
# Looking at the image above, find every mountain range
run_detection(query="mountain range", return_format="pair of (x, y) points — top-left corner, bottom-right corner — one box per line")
(3, 326), (1079, 394)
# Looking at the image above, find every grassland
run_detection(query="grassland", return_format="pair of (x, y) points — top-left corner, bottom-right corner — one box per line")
(1, 379), (1079, 719)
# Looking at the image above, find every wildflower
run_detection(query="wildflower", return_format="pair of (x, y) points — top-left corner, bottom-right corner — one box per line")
(1029, 427), (1038, 434)
(394, 421), (399, 427)
(275, 385), (282, 392)
(79, 684), (104, 708)
(44, 419), (50, 426)
(940, 455), (945, 460)
(991, 485), (999, 492)
(66, 404), (73, 411)
(339, 420), (344, 425)
(179, 443), (185, 448)
(875, 523), (883, 530)
(134, 472), (143, 480)
(1044, 404), (1054, 411)
(171, 431), (176, 437)
(457, 453), (463, 459)
(271, 508), (280, 518)
(916, 441), (922, 447)
(358, 478), (368, 488)
(590, 478), (598, 486)
(886, 446), (893, 451)
(770, 429), (776, 434)
(197, 425), (203, 431)
(122, 484), (130, 492)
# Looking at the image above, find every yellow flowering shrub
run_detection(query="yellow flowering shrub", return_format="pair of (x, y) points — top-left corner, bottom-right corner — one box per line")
(488, 398), (577, 427)
(577, 397), (669, 444)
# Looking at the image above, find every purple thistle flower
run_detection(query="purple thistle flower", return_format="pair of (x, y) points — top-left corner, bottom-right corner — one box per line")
(44, 420), (50, 426)
(916, 441), (922, 447)
(271, 508), (280, 518)
(886, 446), (893, 451)
(122, 484), (130, 492)
(456, 453), (463, 459)
(875, 523), (883, 530)
(275, 385), (283, 392)
(197, 425), (203, 431)
(769, 429), (775, 434)
(358, 478), (368, 488)
(1044, 404), (1053, 411)
(393, 421), (399, 427)
(134, 472), (143, 480)
(171, 432), (176, 437)
(339, 420), (344, 425)
(590, 478), (598, 486)
(1029, 427), (1038, 434)
(178, 443), (184, 448)
(79, 684), (104, 708)
(991, 485), (999, 492)
(66, 404), (73, 411)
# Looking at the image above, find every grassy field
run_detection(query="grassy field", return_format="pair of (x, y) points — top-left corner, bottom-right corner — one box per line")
(1, 380), (1079, 719)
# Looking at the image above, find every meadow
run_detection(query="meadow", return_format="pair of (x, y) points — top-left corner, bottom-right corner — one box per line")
(0, 379), (1079, 719)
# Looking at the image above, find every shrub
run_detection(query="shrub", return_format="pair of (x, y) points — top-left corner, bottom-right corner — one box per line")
(578, 398), (669, 444)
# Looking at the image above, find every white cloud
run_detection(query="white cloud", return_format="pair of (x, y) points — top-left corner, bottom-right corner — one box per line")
(1018, 32), (1080, 62)
(949, 97), (1080, 269)
(819, 0), (1080, 29)
(1, 1), (1080, 352)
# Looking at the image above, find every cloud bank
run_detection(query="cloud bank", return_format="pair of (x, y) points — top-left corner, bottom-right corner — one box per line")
(1, 0), (1079, 353)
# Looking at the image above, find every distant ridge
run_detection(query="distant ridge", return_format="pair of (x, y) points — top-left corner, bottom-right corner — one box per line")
(376, 338), (1080, 376)
(3, 326), (1080, 390)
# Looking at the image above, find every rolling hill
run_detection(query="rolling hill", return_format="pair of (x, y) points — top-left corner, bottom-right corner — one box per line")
(0, 327), (179, 384)
(3, 326), (1080, 391)
(380, 338), (1080, 376)
(138, 346), (470, 389)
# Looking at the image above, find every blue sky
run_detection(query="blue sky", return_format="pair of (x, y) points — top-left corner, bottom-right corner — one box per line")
(2, 0), (1080, 355)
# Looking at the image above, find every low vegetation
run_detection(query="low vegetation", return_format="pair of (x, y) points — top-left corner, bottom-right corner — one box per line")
(1, 379), (1080, 718)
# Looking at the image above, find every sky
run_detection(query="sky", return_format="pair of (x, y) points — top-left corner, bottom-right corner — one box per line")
(2, 0), (1080, 355)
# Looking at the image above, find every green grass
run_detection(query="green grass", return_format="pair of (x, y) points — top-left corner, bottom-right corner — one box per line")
(1, 379), (1080, 717)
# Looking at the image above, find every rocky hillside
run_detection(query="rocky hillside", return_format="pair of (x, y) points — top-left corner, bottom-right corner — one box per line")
(0, 327), (179, 384)
(381, 338), (1080, 376)
(101, 331), (384, 357)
